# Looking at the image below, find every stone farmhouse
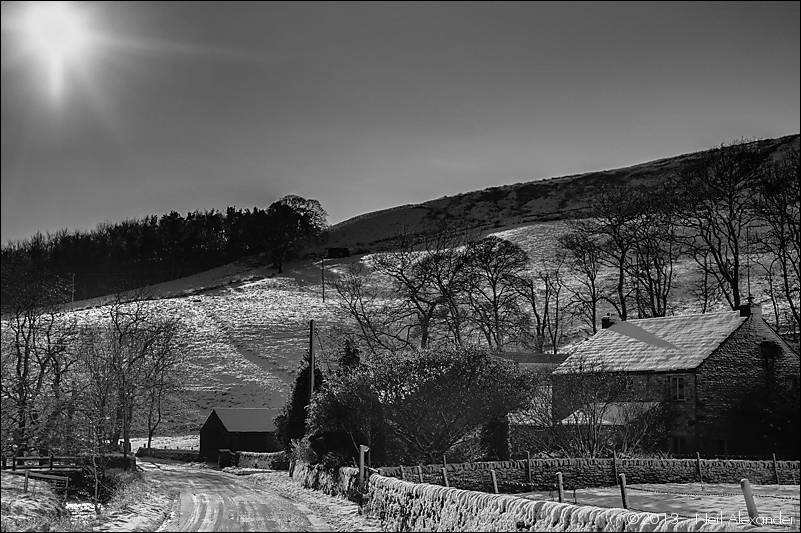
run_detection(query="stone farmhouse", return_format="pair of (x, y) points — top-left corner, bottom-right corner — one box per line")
(551, 302), (800, 457)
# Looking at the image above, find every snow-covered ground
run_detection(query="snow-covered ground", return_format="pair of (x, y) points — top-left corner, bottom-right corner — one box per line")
(249, 471), (381, 532)
(69, 259), (349, 435)
(56, 218), (793, 439)
(520, 482), (800, 530)
(129, 434), (199, 451)
(1, 472), (68, 531)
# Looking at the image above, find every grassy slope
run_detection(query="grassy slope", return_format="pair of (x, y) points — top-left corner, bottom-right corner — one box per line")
(0, 472), (68, 532)
(326, 134), (799, 251)
(57, 135), (798, 438)
(65, 220), (731, 438)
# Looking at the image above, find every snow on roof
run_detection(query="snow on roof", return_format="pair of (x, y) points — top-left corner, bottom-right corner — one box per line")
(553, 311), (747, 374)
(560, 402), (661, 426)
(211, 408), (279, 433)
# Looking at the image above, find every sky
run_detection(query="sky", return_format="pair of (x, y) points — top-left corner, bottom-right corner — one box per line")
(1, 1), (799, 243)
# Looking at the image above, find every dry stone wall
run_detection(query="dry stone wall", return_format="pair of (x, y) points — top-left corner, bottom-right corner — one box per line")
(379, 458), (800, 491)
(291, 460), (360, 501)
(365, 473), (742, 532)
(236, 451), (288, 470)
(135, 447), (199, 462)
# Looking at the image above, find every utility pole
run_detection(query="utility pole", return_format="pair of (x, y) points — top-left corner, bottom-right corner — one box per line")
(71, 272), (76, 303)
(321, 257), (325, 303)
(309, 319), (315, 403)
(746, 226), (752, 299)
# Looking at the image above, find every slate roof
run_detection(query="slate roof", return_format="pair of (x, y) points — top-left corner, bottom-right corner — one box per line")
(553, 311), (747, 374)
(560, 402), (660, 426)
(211, 408), (279, 433)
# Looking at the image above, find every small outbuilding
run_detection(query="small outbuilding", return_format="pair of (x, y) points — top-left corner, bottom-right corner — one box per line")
(199, 407), (281, 462)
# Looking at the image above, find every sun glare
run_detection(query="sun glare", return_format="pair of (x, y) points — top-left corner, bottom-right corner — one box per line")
(20, 2), (92, 101)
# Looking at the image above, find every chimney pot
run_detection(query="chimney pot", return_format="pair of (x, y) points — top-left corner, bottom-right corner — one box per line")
(601, 315), (616, 329)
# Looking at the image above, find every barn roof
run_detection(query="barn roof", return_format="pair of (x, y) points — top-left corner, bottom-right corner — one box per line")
(553, 311), (747, 374)
(210, 408), (278, 433)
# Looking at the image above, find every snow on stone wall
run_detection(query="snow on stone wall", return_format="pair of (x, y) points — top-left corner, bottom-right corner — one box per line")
(365, 474), (743, 532)
(291, 460), (361, 501)
(236, 451), (288, 470)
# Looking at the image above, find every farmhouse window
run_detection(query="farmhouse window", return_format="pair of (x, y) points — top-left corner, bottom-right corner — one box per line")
(670, 435), (687, 453)
(669, 375), (686, 401)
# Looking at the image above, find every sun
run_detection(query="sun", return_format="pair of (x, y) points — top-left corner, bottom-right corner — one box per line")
(19, 2), (93, 101)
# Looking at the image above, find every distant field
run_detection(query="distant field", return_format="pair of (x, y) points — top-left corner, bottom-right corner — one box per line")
(130, 435), (200, 451)
(520, 483), (801, 530)
(61, 218), (782, 438)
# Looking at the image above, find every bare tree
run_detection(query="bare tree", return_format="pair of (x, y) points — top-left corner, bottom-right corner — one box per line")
(143, 325), (183, 449)
(78, 293), (181, 456)
(559, 230), (604, 334)
(515, 255), (569, 354)
(0, 268), (78, 455)
(752, 147), (800, 334)
(569, 187), (646, 321)
(628, 198), (681, 318)
(335, 230), (475, 353)
(674, 140), (766, 310)
(690, 251), (723, 314)
(464, 237), (529, 350)
(549, 358), (668, 457)
(370, 233), (448, 349)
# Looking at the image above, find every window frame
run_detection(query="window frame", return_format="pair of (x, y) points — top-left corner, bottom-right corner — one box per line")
(668, 374), (686, 402)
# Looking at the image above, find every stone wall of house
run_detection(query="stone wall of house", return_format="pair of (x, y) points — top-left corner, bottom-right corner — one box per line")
(696, 313), (800, 456)
(378, 458), (800, 491)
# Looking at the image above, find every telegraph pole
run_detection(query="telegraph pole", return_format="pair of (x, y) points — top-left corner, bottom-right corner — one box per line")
(321, 257), (326, 303)
(71, 272), (76, 303)
(309, 319), (315, 403)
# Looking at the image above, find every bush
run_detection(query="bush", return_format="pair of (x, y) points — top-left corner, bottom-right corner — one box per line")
(290, 437), (317, 464)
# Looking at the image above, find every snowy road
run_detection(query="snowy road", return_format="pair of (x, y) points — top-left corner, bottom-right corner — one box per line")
(138, 459), (332, 532)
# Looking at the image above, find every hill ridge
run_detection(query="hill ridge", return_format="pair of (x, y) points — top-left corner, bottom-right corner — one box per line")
(327, 134), (799, 249)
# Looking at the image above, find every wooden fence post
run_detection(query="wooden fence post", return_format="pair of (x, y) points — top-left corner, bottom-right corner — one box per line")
(11, 455), (16, 471)
(443, 454), (447, 468)
(358, 445), (369, 489)
(740, 479), (759, 525)
(1, 456), (5, 470)
(490, 469), (499, 494)
(526, 451), (533, 490)
(772, 453), (780, 485)
(417, 465), (424, 483)
(441, 467), (449, 487)
(696, 452), (703, 484)
(50, 454), (54, 471)
(24, 471), (29, 493)
(556, 472), (565, 503)
(618, 473), (628, 509)
(399, 467), (405, 480)
(612, 449), (618, 482)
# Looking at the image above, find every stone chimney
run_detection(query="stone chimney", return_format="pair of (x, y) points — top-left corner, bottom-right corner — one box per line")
(739, 296), (762, 317)
(601, 314), (616, 329)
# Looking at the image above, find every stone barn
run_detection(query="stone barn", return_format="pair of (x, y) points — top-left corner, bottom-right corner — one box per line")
(200, 407), (281, 462)
(551, 302), (800, 457)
